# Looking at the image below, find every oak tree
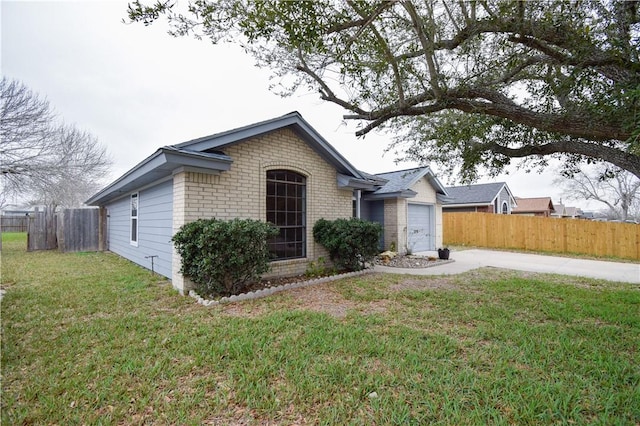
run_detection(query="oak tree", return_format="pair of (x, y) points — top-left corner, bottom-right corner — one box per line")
(128, 0), (640, 180)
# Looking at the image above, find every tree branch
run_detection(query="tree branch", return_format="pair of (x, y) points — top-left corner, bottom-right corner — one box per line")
(487, 139), (640, 178)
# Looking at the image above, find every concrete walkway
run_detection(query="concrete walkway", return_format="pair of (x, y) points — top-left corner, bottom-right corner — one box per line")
(375, 249), (640, 284)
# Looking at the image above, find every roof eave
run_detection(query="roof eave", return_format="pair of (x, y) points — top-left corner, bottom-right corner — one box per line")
(86, 148), (232, 205)
(363, 189), (417, 200)
(337, 173), (380, 191)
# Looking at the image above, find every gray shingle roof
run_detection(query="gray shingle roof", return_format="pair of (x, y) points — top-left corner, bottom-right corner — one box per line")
(443, 182), (507, 205)
(367, 166), (447, 198)
(374, 167), (425, 194)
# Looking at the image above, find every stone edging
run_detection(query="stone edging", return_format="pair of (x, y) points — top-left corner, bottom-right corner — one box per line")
(375, 258), (456, 269)
(189, 269), (373, 306)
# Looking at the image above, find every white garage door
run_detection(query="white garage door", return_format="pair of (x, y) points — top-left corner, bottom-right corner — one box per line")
(407, 203), (435, 252)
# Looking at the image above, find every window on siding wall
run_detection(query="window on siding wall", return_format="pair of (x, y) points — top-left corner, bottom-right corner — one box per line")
(266, 170), (306, 260)
(502, 201), (508, 214)
(130, 193), (139, 246)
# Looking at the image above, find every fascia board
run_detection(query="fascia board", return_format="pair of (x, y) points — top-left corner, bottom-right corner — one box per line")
(363, 189), (417, 200)
(162, 150), (232, 171)
(422, 169), (448, 195)
(290, 116), (364, 179)
(86, 149), (232, 205)
(337, 173), (379, 190)
(175, 114), (300, 151)
(85, 150), (166, 205)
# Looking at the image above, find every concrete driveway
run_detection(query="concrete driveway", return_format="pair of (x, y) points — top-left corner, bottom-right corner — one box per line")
(375, 249), (640, 284)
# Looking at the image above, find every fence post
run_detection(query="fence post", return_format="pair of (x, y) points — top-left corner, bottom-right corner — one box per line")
(98, 207), (108, 251)
(57, 210), (65, 252)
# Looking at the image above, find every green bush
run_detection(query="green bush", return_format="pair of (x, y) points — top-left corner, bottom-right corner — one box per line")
(313, 218), (382, 271)
(172, 218), (278, 297)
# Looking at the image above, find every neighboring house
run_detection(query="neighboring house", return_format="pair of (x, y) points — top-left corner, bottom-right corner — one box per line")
(551, 202), (566, 218)
(511, 197), (556, 217)
(551, 202), (583, 218)
(86, 112), (447, 294)
(581, 211), (595, 220)
(564, 206), (584, 219)
(442, 182), (517, 214)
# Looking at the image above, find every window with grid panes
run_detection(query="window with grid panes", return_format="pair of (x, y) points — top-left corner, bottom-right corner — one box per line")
(266, 170), (306, 259)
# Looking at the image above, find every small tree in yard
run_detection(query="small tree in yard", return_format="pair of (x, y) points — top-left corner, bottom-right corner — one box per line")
(1, 77), (112, 208)
(313, 218), (382, 272)
(172, 218), (278, 298)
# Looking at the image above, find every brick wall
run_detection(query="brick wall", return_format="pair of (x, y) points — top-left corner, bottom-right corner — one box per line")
(382, 199), (398, 252)
(383, 199), (408, 253)
(171, 128), (353, 292)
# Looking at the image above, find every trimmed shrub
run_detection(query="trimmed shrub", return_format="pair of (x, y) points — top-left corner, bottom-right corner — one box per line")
(313, 218), (382, 271)
(172, 218), (278, 297)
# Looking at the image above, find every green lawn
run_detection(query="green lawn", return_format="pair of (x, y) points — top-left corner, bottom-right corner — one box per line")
(2, 232), (639, 425)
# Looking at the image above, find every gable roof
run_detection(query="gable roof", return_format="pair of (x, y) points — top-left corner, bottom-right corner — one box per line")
(174, 111), (364, 179)
(87, 112), (370, 205)
(365, 167), (448, 199)
(443, 182), (514, 206)
(512, 197), (555, 213)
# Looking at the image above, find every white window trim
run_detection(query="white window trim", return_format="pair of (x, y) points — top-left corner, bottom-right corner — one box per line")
(502, 200), (509, 214)
(130, 192), (139, 246)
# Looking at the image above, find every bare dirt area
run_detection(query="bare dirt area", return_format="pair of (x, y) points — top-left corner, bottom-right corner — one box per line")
(221, 282), (360, 318)
(218, 264), (616, 320)
(222, 273), (465, 319)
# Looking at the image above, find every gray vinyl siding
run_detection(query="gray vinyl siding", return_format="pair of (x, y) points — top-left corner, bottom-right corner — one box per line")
(496, 186), (512, 214)
(362, 200), (384, 250)
(106, 179), (173, 278)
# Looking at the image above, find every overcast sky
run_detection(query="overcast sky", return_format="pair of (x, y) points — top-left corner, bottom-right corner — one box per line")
(2, 0), (597, 209)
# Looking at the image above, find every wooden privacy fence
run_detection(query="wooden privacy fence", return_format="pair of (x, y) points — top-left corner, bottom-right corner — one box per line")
(57, 208), (107, 252)
(444, 212), (640, 260)
(0, 215), (29, 232)
(27, 207), (107, 252)
(27, 209), (58, 251)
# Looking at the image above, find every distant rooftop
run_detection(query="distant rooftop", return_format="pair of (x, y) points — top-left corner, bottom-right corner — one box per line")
(512, 197), (555, 213)
(443, 182), (507, 205)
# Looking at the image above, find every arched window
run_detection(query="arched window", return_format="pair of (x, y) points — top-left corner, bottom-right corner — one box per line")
(266, 170), (306, 259)
(502, 201), (509, 214)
